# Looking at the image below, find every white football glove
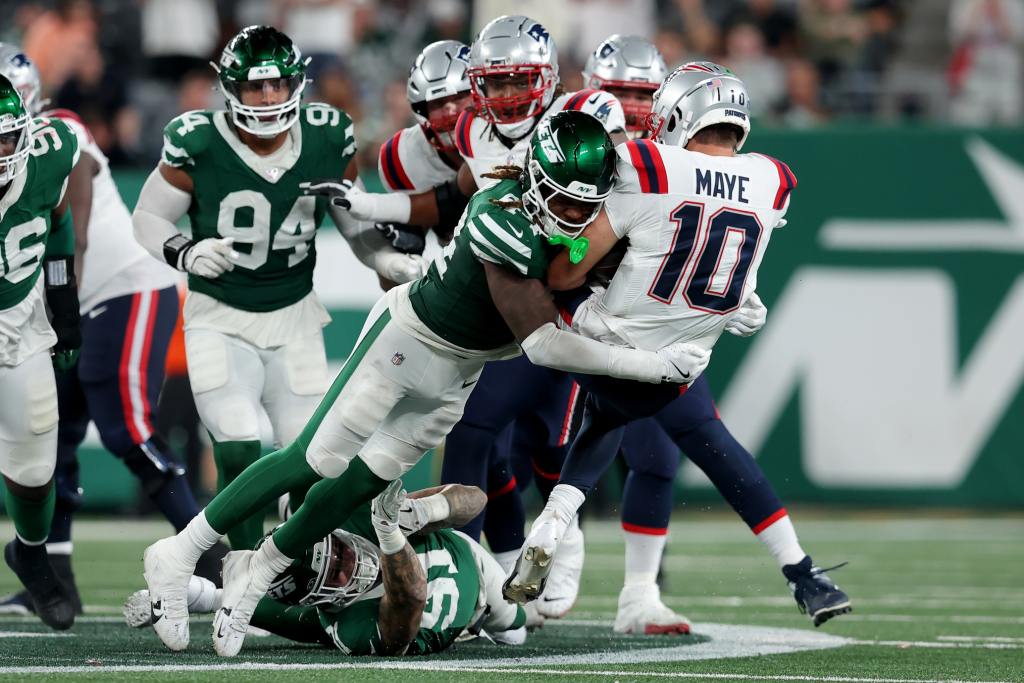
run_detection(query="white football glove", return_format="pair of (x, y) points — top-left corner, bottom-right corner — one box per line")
(181, 237), (237, 278)
(656, 342), (711, 384)
(725, 292), (767, 337)
(380, 252), (428, 284)
(371, 480), (408, 554)
(300, 179), (412, 223)
(397, 496), (431, 536)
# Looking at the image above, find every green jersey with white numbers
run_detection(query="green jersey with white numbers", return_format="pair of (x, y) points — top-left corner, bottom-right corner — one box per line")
(0, 116), (80, 310)
(408, 178), (553, 351)
(161, 104), (356, 312)
(317, 504), (481, 656)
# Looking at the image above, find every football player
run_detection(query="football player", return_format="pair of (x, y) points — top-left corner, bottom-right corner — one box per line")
(131, 26), (425, 551)
(0, 45), (228, 617)
(0, 75), (82, 629)
(126, 481), (527, 654)
(582, 34), (667, 139)
(507, 64), (852, 629)
(140, 111), (709, 656)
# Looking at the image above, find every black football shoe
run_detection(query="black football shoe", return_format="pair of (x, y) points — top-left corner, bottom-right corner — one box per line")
(4, 540), (76, 630)
(0, 589), (33, 615)
(783, 555), (852, 627)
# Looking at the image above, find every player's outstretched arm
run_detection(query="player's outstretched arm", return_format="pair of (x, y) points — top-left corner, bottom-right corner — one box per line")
(401, 484), (487, 536)
(65, 152), (97, 281)
(372, 482), (428, 656)
(484, 261), (710, 385)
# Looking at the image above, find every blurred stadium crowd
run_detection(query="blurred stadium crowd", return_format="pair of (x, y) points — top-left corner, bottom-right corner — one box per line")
(2, 0), (1022, 175)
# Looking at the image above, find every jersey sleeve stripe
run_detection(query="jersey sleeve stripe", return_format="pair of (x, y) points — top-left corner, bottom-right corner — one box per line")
(455, 110), (474, 158)
(565, 89), (597, 111)
(469, 215), (531, 265)
(759, 154), (797, 209)
(625, 139), (668, 194)
(476, 212), (533, 260)
(469, 241), (527, 274)
(381, 133), (414, 191)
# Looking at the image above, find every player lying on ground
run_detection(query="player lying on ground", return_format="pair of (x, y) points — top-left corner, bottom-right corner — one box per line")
(127, 482), (526, 655)
(505, 63), (852, 628)
(141, 110), (710, 656)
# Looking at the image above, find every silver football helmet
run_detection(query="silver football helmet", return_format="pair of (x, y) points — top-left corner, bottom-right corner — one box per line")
(407, 40), (471, 155)
(264, 528), (382, 612)
(647, 61), (751, 150)
(0, 43), (44, 115)
(582, 35), (667, 136)
(468, 15), (559, 140)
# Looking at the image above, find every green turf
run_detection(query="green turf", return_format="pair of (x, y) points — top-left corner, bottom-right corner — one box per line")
(2, 512), (1023, 682)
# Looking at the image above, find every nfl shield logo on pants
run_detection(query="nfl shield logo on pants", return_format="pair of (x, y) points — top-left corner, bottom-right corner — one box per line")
(391, 352), (405, 366)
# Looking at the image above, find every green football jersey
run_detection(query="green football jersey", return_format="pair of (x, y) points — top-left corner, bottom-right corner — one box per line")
(317, 505), (481, 656)
(161, 104), (356, 312)
(0, 116), (80, 310)
(408, 178), (553, 351)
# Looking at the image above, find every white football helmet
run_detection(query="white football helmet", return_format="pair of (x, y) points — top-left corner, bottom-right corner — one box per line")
(647, 61), (751, 150)
(407, 40), (471, 156)
(0, 43), (44, 115)
(582, 35), (667, 137)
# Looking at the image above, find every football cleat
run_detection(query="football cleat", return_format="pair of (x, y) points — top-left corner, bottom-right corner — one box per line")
(535, 515), (584, 618)
(502, 516), (562, 604)
(783, 556), (852, 627)
(213, 550), (274, 657)
(142, 537), (193, 651)
(3, 540), (75, 630)
(614, 583), (691, 635)
(0, 590), (33, 616)
(124, 575), (221, 628)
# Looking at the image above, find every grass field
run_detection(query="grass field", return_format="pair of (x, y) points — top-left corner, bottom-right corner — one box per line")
(1, 511), (1023, 682)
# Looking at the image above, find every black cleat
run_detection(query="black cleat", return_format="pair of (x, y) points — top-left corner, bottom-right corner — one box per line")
(4, 540), (76, 630)
(48, 554), (84, 615)
(0, 589), (34, 615)
(783, 556), (852, 627)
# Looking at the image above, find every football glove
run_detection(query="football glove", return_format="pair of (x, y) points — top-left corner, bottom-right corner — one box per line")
(397, 496), (431, 536)
(300, 179), (412, 224)
(725, 292), (767, 337)
(381, 252), (428, 284)
(180, 237), (237, 278)
(371, 480), (408, 555)
(656, 342), (711, 385)
(376, 223), (426, 255)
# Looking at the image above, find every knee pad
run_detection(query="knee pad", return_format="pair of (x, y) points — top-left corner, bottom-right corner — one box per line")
(122, 436), (186, 496)
(1, 438), (57, 487)
(358, 432), (425, 481)
(27, 368), (59, 436)
(283, 335), (329, 397)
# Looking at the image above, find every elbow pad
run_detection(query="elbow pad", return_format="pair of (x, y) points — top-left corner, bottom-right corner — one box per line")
(434, 180), (469, 234)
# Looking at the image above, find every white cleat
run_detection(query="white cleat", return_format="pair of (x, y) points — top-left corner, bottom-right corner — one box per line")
(491, 625), (527, 645)
(125, 576), (221, 628)
(502, 517), (562, 604)
(142, 537), (193, 651)
(614, 583), (692, 635)
(536, 516), (584, 618)
(523, 600), (546, 630)
(213, 551), (273, 657)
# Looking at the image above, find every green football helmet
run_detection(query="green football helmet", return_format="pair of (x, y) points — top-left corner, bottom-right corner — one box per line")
(213, 25), (309, 138)
(522, 110), (615, 247)
(0, 74), (31, 185)
(263, 527), (382, 612)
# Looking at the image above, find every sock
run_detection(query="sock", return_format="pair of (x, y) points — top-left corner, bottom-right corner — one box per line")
(204, 442), (320, 542)
(186, 575), (222, 613)
(533, 484), (585, 536)
(755, 513), (807, 568)
(623, 528), (667, 587)
(254, 535), (294, 581)
(5, 483), (55, 545)
(148, 472), (201, 532)
(482, 462), (526, 553)
(47, 494), (74, 547)
(529, 449), (563, 502)
(251, 596), (331, 645)
(170, 511), (223, 569)
(212, 439), (265, 549)
(493, 549), (520, 575)
(273, 457), (388, 558)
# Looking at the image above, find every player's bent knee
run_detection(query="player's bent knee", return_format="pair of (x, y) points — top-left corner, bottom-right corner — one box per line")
(185, 332), (230, 394)
(359, 433), (424, 481)
(28, 370), (58, 436)
(197, 394), (261, 442)
(1, 441), (57, 487)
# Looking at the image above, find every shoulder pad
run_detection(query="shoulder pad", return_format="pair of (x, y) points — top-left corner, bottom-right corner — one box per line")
(562, 89), (625, 134)
(301, 103), (356, 157)
(454, 109), (477, 159)
(30, 116), (80, 177)
(162, 110), (216, 168)
(752, 153), (797, 210)
(621, 139), (668, 194)
(378, 129), (415, 191)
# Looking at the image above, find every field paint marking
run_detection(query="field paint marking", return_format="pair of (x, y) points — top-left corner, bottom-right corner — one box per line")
(938, 636), (1024, 643)
(0, 632), (73, 638)
(862, 640), (1023, 650)
(0, 662), (1018, 683)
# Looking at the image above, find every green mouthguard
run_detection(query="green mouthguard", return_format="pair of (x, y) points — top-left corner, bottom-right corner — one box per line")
(548, 234), (590, 264)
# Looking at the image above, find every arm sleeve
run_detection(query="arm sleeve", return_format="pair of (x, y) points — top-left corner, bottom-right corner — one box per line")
(520, 322), (669, 384)
(329, 194), (416, 281)
(132, 168), (192, 263)
(45, 208), (75, 258)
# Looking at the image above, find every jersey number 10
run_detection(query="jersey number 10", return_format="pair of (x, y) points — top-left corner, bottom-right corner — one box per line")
(648, 202), (763, 313)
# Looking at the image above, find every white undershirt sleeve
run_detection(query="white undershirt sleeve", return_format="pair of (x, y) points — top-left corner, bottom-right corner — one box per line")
(132, 168), (192, 264)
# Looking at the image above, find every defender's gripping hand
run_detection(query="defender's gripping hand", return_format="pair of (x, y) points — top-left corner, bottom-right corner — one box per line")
(181, 237), (237, 278)
(301, 179), (411, 223)
(656, 342), (711, 385)
(725, 292), (767, 337)
(372, 480), (408, 554)
(376, 223), (426, 255)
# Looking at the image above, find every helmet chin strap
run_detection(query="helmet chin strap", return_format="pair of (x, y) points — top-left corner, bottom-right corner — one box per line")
(548, 234), (590, 264)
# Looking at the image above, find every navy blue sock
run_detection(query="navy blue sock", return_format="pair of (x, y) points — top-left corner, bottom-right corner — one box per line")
(150, 473), (201, 531)
(442, 423), (509, 541)
(620, 419), (679, 532)
(482, 461), (526, 554)
(675, 419), (784, 531)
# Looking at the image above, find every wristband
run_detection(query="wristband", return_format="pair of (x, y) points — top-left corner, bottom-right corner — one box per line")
(376, 526), (407, 555)
(162, 234), (194, 270)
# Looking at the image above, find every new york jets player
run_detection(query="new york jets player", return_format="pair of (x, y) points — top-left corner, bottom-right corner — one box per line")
(127, 481), (526, 654)
(131, 26), (425, 551)
(0, 76), (82, 630)
(141, 111), (711, 656)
